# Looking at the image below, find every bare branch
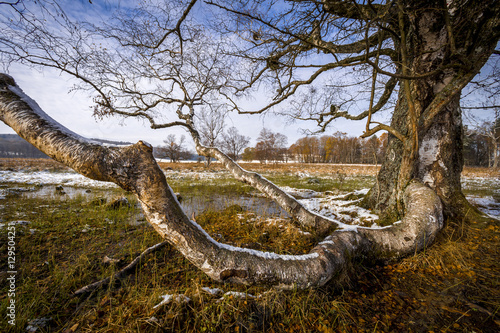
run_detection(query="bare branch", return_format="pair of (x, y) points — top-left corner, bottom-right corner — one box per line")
(73, 241), (169, 296)
(153, 0), (198, 49)
(361, 122), (405, 142)
(293, 76), (397, 134)
(461, 105), (500, 110)
(230, 50), (394, 115)
(207, 0), (393, 57)
(420, 72), (477, 133)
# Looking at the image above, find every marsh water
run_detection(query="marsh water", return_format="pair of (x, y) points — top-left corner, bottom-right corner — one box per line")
(11, 184), (288, 218)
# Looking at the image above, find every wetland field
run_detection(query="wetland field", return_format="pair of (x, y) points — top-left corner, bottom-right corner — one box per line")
(0, 158), (499, 332)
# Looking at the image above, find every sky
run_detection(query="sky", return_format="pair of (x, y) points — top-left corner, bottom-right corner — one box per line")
(0, 0), (370, 149)
(0, 0), (496, 151)
(0, 63), (367, 149)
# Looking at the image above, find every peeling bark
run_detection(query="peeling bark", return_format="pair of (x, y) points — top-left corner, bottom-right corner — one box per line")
(359, 180), (443, 259)
(1, 74), (444, 288)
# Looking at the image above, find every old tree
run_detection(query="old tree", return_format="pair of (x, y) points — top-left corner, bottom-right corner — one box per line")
(0, 0), (499, 288)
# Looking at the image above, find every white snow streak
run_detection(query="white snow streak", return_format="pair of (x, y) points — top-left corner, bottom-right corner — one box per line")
(297, 189), (379, 229)
(223, 291), (255, 299)
(0, 170), (117, 188)
(153, 294), (190, 309)
(201, 287), (223, 296)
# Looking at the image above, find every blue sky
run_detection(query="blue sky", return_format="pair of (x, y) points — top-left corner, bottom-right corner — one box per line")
(0, 0), (370, 148)
(0, 0), (497, 149)
(0, 62), (368, 148)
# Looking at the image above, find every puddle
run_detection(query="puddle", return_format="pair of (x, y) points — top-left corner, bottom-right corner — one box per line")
(180, 195), (288, 217)
(2, 183), (287, 218)
(21, 185), (108, 200)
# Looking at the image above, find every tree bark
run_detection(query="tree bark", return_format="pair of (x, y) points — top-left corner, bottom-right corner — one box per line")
(364, 0), (499, 223)
(1, 73), (444, 288)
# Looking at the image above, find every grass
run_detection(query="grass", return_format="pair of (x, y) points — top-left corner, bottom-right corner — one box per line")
(264, 173), (375, 193)
(0, 159), (499, 332)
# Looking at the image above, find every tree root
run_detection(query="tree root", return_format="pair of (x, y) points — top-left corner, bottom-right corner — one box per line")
(72, 240), (169, 296)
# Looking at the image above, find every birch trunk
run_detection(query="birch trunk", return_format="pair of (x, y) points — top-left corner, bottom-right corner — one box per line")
(1, 73), (443, 288)
(363, 0), (497, 222)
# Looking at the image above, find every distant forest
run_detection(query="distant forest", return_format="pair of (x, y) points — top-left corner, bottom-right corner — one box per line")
(0, 134), (132, 158)
(0, 134), (49, 158)
(1, 130), (496, 168)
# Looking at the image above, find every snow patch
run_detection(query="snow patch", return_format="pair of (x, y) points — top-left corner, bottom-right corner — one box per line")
(153, 294), (190, 309)
(297, 171), (311, 178)
(280, 186), (320, 199)
(467, 195), (500, 218)
(202, 287), (223, 296)
(222, 291), (255, 299)
(297, 189), (379, 229)
(25, 317), (52, 333)
(0, 170), (117, 188)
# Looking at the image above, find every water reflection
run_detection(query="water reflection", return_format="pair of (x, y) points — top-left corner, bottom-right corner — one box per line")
(180, 195), (288, 217)
(16, 184), (287, 217)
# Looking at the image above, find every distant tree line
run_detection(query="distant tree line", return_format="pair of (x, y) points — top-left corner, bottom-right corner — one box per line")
(240, 128), (286, 164)
(153, 126), (250, 163)
(239, 125), (498, 167)
(153, 134), (193, 163)
(3, 116), (498, 168)
(289, 132), (388, 165)
(0, 134), (49, 158)
(463, 115), (500, 168)
(242, 130), (387, 165)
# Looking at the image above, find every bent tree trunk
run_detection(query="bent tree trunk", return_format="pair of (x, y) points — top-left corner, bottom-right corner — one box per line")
(1, 74), (443, 288)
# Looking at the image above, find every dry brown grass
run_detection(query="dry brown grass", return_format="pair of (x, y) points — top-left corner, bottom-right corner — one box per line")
(2, 158), (497, 179)
(0, 158), (70, 171)
(344, 218), (500, 332)
(158, 161), (382, 176)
